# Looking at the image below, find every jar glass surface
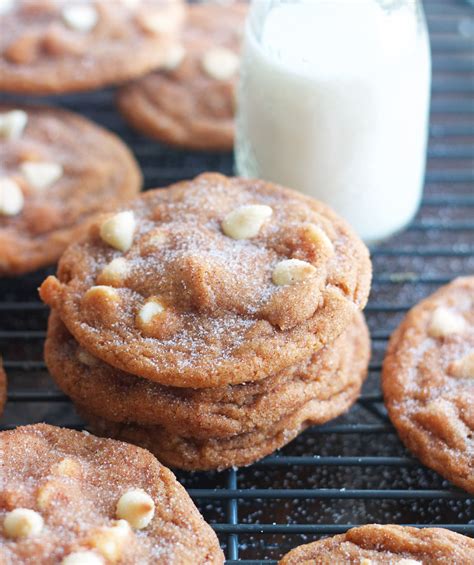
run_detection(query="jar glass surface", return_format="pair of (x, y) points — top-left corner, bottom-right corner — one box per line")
(235, 0), (432, 245)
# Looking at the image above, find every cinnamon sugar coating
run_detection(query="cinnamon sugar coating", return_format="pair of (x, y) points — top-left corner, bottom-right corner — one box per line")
(382, 277), (474, 493)
(0, 105), (141, 276)
(117, 2), (247, 151)
(40, 173), (371, 388)
(0, 424), (223, 563)
(279, 524), (474, 564)
(0, 0), (184, 94)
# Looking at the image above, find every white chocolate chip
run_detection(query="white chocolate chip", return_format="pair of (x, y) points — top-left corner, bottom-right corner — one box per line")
(77, 348), (100, 367)
(3, 508), (44, 539)
(100, 211), (136, 252)
(449, 350), (474, 379)
(52, 457), (82, 478)
(20, 161), (63, 190)
(428, 306), (466, 338)
(0, 178), (24, 216)
(62, 4), (98, 32)
(304, 224), (335, 256)
(272, 259), (317, 286)
(61, 551), (104, 565)
(163, 43), (186, 71)
(138, 298), (165, 325)
(139, 12), (175, 34)
(0, 109), (28, 139)
(84, 285), (120, 302)
(397, 560), (422, 565)
(98, 257), (130, 286)
(360, 560), (373, 565)
(116, 489), (155, 529)
(89, 520), (130, 562)
(201, 47), (239, 80)
(222, 204), (273, 240)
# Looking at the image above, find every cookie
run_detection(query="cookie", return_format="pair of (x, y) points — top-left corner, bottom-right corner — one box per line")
(278, 524), (474, 564)
(71, 312), (369, 471)
(40, 173), (371, 388)
(45, 311), (369, 438)
(117, 2), (247, 151)
(0, 424), (224, 564)
(0, 358), (6, 417)
(0, 0), (184, 94)
(0, 105), (141, 276)
(382, 277), (474, 493)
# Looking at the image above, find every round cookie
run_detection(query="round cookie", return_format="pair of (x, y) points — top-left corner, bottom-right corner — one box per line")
(382, 277), (474, 493)
(45, 311), (369, 438)
(117, 2), (247, 151)
(40, 173), (372, 388)
(0, 105), (142, 276)
(0, 0), (184, 94)
(0, 424), (224, 564)
(278, 524), (474, 564)
(0, 358), (6, 417)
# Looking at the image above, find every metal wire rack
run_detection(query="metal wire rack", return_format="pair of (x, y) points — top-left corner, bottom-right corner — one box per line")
(1, 0), (473, 562)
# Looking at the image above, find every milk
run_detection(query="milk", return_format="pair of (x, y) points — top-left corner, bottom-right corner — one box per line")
(235, 0), (431, 244)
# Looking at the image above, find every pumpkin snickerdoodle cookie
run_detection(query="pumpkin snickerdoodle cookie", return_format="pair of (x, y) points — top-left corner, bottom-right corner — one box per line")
(45, 311), (370, 470)
(278, 524), (474, 564)
(0, 105), (141, 276)
(40, 173), (371, 389)
(0, 0), (184, 94)
(382, 277), (474, 493)
(117, 2), (247, 150)
(0, 424), (224, 564)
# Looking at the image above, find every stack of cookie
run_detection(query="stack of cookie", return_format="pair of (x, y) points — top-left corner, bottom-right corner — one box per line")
(41, 173), (372, 470)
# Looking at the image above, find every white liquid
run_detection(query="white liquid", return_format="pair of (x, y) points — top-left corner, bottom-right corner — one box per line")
(235, 0), (431, 244)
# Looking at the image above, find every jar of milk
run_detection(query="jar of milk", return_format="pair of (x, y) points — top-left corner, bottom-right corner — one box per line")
(235, 0), (431, 245)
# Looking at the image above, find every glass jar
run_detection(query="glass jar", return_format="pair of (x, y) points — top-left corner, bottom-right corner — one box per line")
(235, 0), (431, 245)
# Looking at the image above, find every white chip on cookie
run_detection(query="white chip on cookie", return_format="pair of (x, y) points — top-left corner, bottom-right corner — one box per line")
(449, 351), (474, 379)
(20, 161), (63, 190)
(397, 560), (422, 565)
(0, 178), (24, 216)
(137, 298), (165, 326)
(163, 43), (186, 71)
(201, 47), (239, 81)
(3, 508), (44, 539)
(77, 348), (100, 367)
(272, 259), (317, 286)
(428, 306), (466, 338)
(303, 224), (335, 256)
(62, 552), (104, 565)
(62, 4), (98, 32)
(116, 489), (155, 529)
(222, 204), (273, 240)
(0, 109), (28, 139)
(100, 211), (136, 252)
(98, 257), (130, 286)
(89, 520), (131, 562)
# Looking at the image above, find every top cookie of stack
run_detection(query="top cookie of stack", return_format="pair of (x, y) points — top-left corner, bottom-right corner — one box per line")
(0, 0), (184, 94)
(40, 172), (371, 389)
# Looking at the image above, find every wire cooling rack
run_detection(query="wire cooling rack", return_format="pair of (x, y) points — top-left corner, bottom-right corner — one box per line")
(1, 0), (473, 562)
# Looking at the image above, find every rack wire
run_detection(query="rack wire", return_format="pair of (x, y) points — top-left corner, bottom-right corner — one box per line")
(1, 0), (473, 562)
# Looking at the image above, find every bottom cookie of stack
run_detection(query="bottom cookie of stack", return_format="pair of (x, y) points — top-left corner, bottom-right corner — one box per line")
(45, 312), (370, 470)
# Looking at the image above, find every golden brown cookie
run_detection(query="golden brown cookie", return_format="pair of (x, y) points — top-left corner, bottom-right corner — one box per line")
(0, 0), (184, 94)
(278, 524), (474, 564)
(0, 424), (224, 564)
(382, 277), (474, 493)
(0, 105), (142, 276)
(0, 358), (6, 417)
(45, 311), (369, 438)
(40, 173), (371, 388)
(117, 2), (247, 151)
